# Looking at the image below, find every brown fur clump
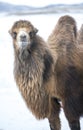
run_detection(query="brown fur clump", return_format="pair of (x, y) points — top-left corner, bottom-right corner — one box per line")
(77, 24), (83, 44)
(47, 15), (83, 130)
(9, 20), (61, 130)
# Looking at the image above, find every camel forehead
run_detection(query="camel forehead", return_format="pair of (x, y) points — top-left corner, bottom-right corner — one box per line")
(17, 28), (29, 32)
(17, 29), (29, 36)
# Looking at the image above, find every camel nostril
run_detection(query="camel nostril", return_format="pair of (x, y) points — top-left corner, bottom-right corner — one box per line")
(20, 35), (27, 42)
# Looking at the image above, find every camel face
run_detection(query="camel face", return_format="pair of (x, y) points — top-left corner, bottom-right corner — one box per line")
(9, 20), (38, 50)
(16, 28), (30, 49)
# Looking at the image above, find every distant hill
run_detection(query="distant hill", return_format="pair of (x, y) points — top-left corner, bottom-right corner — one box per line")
(0, 2), (35, 13)
(0, 2), (83, 15)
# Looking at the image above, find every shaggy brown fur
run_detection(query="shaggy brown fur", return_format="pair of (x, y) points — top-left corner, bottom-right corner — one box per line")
(9, 20), (61, 130)
(47, 15), (83, 130)
(77, 24), (83, 44)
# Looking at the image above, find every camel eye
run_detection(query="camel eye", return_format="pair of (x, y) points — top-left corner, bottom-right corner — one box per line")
(12, 32), (17, 39)
(29, 31), (34, 38)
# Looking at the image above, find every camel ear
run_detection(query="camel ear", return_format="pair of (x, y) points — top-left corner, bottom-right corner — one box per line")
(8, 29), (12, 35)
(34, 28), (38, 34)
(29, 28), (38, 38)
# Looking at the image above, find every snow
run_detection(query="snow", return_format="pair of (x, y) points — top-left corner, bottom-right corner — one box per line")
(0, 13), (83, 130)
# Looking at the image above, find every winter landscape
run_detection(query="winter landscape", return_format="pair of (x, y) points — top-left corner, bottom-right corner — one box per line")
(0, 1), (83, 130)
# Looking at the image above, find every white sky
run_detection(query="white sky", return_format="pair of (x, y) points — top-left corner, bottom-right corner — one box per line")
(1, 0), (83, 7)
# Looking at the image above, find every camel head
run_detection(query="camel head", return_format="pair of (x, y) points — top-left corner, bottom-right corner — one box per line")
(9, 20), (38, 50)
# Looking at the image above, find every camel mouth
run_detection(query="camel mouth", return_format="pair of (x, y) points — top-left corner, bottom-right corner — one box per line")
(18, 41), (28, 48)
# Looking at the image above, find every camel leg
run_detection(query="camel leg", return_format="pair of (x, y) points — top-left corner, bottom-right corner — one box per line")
(69, 120), (80, 130)
(48, 98), (61, 130)
(63, 100), (80, 130)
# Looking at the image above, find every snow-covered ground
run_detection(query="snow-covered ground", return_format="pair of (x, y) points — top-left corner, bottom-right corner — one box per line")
(0, 13), (83, 130)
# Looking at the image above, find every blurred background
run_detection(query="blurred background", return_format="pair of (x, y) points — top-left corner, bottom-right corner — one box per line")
(0, 0), (83, 130)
